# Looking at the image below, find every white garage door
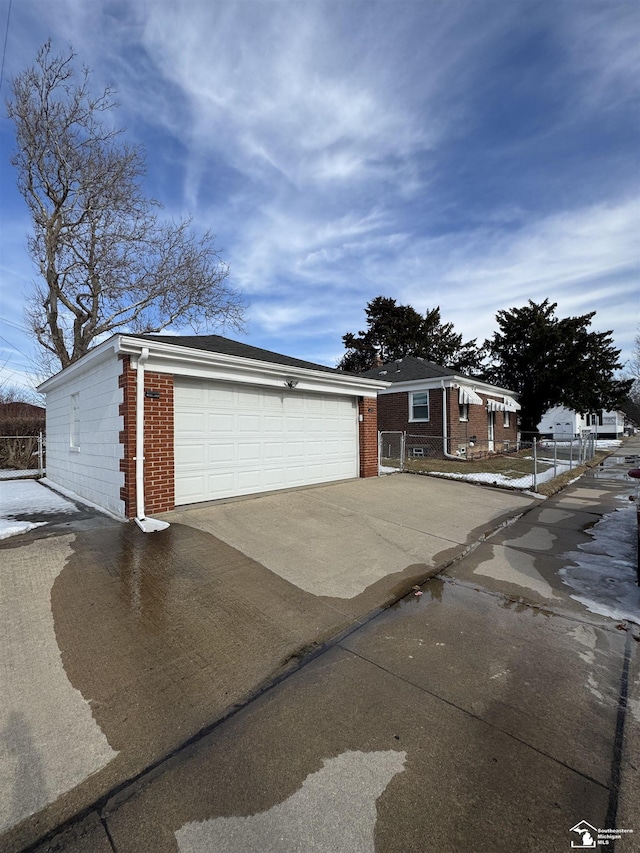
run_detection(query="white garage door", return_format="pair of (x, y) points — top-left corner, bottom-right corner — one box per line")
(174, 378), (359, 504)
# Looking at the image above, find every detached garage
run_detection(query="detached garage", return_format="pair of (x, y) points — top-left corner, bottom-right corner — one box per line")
(38, 334), (385, 527)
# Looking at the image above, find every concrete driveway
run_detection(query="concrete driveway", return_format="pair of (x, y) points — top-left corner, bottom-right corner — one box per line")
(1, 473), (534, 852)
(162, 474), (535, 616)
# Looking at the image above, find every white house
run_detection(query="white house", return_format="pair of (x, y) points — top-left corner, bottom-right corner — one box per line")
(538, 406), (625, 440)
(38, 334), (387, 530)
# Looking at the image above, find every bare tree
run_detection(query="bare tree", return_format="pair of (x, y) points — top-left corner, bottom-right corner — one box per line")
(7, 42), (245, 373)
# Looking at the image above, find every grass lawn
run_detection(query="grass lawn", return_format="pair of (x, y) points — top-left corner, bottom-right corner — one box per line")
(402, 449), (551, 480)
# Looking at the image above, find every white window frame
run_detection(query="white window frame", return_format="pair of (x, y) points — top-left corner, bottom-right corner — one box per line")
(459, 402), (469, 422)
(409, 391), (430, 422)
(70, 392), (80, 451)
(503, 410), (510, 428)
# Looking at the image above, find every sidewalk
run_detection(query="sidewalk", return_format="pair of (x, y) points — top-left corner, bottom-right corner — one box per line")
(2, 441), (638, 852)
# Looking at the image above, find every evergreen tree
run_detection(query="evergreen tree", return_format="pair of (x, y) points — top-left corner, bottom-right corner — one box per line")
(485, 300), (631, 433)
(338, 296), (481, 374)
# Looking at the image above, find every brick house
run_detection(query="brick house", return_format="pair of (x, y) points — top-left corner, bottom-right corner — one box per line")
(38, 335), (386, 530)
(361, 356), (520, 458)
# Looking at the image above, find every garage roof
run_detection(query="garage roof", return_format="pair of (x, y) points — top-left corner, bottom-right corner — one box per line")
(134, 334), (347, 375)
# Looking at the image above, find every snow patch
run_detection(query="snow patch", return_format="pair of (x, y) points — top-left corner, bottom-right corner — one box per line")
(0, 479), (78, 540)
(559, 503), (639, 625)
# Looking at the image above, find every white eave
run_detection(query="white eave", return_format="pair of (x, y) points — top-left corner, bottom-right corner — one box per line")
(38, 335), (390, 398)
(377, 374), (519, 403)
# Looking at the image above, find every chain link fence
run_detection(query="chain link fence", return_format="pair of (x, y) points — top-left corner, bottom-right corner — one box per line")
(0, 433), (45, 479)
(379, 430), (599, 492)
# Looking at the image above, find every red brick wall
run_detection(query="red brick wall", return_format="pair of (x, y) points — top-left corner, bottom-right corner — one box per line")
(378, 387), (519, 456)
(358, 396), (379, 478)
(119, 356), (175, 518)
(378, 389), (443, 437)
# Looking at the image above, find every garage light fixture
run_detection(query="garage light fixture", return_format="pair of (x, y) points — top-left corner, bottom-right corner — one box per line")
(285, 378), (299, 388)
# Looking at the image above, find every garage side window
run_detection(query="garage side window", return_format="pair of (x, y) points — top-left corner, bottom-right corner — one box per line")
(70, 392), (80, 450)
(410, 391), (429, 422)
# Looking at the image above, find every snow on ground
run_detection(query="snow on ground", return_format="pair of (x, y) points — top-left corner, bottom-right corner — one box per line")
(0, 479), (78, 540)
(379, 465), (399, 475)
(559, 500), (640, 625)
(423, 461), (572, 491)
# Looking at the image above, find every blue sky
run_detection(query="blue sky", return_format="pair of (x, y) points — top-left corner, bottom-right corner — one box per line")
(1, 0), (638, 396)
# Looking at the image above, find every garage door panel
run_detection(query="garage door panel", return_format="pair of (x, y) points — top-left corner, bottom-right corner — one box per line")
(264, 468), (286, 487)
(237, 388), (260, 407)
(238, 414), (262, 432)
(208, 413), (235, 432)
(207, 443), (235, 463)
(265, 416), (284, 431)
(206, 472), (236, 496)
(174, 380), (358, 505)
(238, 443), (261, 461)
(178, 474), (206, 502)
(208, 387), (234, 405)
(175, 443), (206, 465)
(264, 442), (285, 460)
(237, 470), (262, 490)
(175, 411), (206, 433)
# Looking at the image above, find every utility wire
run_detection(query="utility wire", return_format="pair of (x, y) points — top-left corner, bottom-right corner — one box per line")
(0, 0), (12, 93)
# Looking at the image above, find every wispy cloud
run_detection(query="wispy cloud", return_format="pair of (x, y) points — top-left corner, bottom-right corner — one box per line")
(0, 0), (637, 394)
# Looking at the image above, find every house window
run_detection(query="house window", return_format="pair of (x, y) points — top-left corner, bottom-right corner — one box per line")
(70, 392), (80, 450)
(503, 410), (510, 428)
(459, 403), (469, 422)
(410, 391), (429, 422)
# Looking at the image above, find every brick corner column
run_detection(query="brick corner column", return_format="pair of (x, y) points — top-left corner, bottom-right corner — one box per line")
(359, 396), (379, 478)
(118, 356), (176, 518)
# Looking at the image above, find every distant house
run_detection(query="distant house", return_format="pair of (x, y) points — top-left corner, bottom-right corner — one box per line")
(538, 406), (625, 440)
(361, 356), (520, 458)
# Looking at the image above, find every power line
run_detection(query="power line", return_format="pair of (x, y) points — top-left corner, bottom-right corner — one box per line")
(0, 333), (35, 367)
(1, 317), (29, 333)
(0, 0), (12, 93)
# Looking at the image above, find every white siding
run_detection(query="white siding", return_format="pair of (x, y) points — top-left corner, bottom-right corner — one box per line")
(538, 406), (625, 439)
(537, 406), (583, 439)
(45, 356), (124, 516)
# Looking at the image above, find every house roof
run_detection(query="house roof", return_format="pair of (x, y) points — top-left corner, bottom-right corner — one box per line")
(360, 355), (519, 402)
(134, 334), (346, 376)
(361, 356), (459, 382)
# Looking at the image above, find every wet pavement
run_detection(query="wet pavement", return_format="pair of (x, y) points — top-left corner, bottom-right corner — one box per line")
(2, 442), (639, 852)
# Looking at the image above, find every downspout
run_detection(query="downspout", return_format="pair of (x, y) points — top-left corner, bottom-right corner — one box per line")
(134, 347), (169, 533)
(441, 381), (458, 459)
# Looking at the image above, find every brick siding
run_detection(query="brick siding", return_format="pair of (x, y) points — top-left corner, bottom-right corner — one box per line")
(379, 388), (518, 457)
(358, 396), (379, 478)
(119, 356), (175, 518)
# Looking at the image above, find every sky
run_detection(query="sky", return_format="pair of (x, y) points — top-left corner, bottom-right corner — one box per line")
(0, 0), (638, 398)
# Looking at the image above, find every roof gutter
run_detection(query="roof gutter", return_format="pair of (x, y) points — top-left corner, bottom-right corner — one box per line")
(134, 346), (169, 534)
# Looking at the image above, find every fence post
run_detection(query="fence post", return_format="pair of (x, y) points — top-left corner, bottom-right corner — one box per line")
(400, 432), (406, 472)
(38, 431), (44, 476)
(532, 438), (538, 492)
(553, 441), (557, 477)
